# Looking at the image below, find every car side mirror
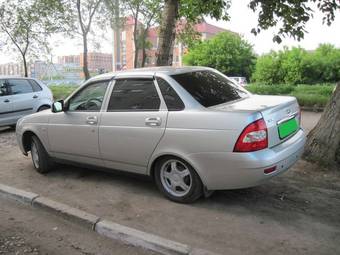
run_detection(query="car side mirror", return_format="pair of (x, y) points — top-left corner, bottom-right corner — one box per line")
(52, 100), (65, 113)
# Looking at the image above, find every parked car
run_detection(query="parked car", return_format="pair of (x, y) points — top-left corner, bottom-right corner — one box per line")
(230, 76), (247, 86)
(0, 77), (53, 127)
(16, 67), (306, 203)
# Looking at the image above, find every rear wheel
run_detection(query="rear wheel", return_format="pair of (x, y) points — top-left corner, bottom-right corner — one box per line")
(31, 136), (54, 174)
(154, 157), (203, 203)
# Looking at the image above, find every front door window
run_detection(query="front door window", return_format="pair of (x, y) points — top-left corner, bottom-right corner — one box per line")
(68, 81), (109, 112)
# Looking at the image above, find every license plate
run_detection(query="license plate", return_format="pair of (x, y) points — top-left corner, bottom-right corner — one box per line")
(278, 118), (298, 139)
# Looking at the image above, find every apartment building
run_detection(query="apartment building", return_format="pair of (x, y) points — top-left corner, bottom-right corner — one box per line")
(113, 17), (231, 70)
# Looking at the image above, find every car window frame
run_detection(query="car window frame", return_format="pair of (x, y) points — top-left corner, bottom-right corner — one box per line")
(65, 79), (111, 112)
(154, 77), (185, 111)
(28, 79), (43, 92)
(7, 78), (35, 96)
(106, 77), (163, 112)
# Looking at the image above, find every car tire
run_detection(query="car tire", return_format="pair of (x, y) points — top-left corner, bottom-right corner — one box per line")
(154, 156), (203, 203)
(38, 105), (50, 112)
(30, 136), (54, 174)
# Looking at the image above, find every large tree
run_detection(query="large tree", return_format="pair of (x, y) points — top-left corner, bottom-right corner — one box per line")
(74, 0), (103, 80)
(303, 84), (340, 167)
(0, 0), (67, 77)
(156, 0), (231, 66)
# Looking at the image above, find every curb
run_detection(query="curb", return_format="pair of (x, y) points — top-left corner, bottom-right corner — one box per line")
(0, 183), (220, 255)
(96, 220), (191, 255)
(0, 183), (39, 204)
(32, 196), (100, 230)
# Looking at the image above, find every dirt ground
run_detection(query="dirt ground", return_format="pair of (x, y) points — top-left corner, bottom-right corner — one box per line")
(0, 197), (158, 255)
(0, 111), (339, 255)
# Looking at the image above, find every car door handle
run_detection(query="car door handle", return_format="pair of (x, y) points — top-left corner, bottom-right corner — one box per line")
(4, 99), (10, 103)
(145, 117), (161, 127)
(86, 116), (98, 125)
(33, 95), (38, 99)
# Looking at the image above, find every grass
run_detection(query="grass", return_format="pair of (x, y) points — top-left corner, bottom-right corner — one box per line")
(49, 85), (79, 101)
(247, 83), (335, 108)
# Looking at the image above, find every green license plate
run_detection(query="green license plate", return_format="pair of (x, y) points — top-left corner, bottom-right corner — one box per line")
(278, 118), (298, 139)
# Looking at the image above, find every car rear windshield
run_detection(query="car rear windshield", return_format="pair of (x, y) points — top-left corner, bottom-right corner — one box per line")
(171, 70), (248, 107)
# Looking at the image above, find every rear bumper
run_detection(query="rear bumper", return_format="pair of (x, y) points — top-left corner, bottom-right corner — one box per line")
(187, 129), (306, 190)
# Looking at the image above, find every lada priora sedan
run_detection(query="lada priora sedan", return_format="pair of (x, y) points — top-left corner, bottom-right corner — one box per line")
(16, 67), (306, 203)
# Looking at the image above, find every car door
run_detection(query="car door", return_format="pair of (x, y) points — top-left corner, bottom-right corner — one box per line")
(99, 77), (168, 174)
(7, 79), (37, 118)
(48, 80), (110, 166)
(0, 79), (13, 126)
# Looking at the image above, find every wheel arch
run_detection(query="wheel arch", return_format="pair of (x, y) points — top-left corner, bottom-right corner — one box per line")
(37, 104), (51, 112)
(148, 152), (207, 187)
(21, 130), (47, 154)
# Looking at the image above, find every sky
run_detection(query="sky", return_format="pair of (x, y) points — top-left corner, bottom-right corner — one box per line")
(0, 0), (339, 64)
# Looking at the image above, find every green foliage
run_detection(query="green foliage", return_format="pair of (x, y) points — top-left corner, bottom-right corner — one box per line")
(253, 44), (340, 85)
(183, 32), (256, 79)
(249, 0), (340, 43)
(247, 83), (335, 107)
(49, 85), (78, 100)
(247, 84), (295, 95)
(0, 0), (69, 76)
(179, 0), (231, 22)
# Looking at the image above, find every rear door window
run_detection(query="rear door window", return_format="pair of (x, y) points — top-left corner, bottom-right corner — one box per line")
(29, 80), (43, 92)
(108, 79), (160, 111)
(171, 71), (248, 107)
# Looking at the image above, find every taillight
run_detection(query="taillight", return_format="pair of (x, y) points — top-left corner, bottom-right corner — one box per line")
(234, 118), (268, 152)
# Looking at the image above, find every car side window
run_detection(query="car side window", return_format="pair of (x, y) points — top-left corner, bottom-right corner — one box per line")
(156, 77), (184, 111)
(29, 80), (43, 92)
(0, 80), (8, 97)
(68, 81), (109, 112)
(8, 79), (34, 95)
(107, 79), (161, 111)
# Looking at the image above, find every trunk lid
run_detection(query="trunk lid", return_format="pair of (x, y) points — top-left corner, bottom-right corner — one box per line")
(211, 95), (301, 148)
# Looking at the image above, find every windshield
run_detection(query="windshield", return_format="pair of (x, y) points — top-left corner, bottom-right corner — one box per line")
(171, 70), (249, 107)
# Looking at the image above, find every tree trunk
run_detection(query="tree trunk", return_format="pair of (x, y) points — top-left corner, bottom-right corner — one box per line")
(303, 83), (340, 167)
(141, 28), (147, 67)
(133, 5), (140, 68)
(82, 34), (90, 80)
(22, 54), (28, 77)
(156, 0), (179, 66)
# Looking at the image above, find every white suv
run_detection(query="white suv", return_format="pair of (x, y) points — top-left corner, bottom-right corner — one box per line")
(0, 77), (53, 127)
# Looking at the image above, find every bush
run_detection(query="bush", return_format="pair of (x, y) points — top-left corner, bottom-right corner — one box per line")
(183, 32), (256, 80)
(49, 85), (78, 100)
(246, 83), (335, 107)
(252, 44), (340, 85)
(247, 84), (295, 95)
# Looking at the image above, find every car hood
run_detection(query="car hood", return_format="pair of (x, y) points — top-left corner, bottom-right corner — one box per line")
(17, 109), (52, 126)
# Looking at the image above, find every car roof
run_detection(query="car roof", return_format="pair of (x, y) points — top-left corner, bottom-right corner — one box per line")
(0, 75), (30, 79)
(88, 66), (214, 82)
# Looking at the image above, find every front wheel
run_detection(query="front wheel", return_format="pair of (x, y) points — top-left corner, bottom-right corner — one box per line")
(154, 157), (203, 203)
(31, 136), (54, 174)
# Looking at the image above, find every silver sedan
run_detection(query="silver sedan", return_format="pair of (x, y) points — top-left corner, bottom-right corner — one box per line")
(16, 67), (306, 203)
